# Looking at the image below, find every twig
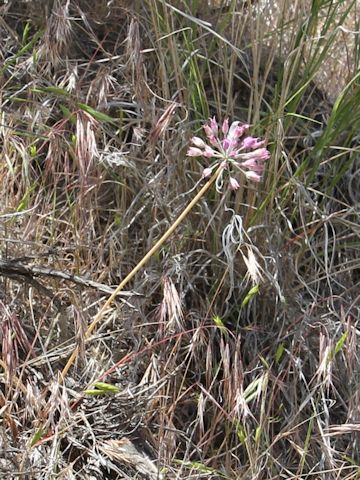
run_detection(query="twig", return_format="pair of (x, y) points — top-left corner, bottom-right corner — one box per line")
(0, 258), (138, 298)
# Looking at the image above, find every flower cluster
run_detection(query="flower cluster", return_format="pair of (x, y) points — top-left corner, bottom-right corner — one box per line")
(187, 117), (270, 190)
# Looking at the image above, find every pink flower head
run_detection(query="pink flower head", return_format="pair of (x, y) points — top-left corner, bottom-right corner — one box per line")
(187, 117), (270, 191)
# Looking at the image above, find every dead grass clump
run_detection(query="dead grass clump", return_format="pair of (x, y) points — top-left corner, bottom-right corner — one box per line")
(1, 0), (359, 479)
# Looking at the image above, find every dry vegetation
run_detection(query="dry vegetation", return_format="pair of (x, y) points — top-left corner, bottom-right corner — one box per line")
(0, 0), (359, 479)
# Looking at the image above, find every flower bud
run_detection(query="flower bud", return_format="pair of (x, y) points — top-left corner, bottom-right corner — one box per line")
(202, 167), (213, 178)
(191, 136), (206, 148)
(222, 118), (229, 135)
(203, 145), (216, 158)
(229, 177), (240, 190)
(187, 147), (203, 157)
(245, 171), (261, 183)
(210, 116), (219, 136)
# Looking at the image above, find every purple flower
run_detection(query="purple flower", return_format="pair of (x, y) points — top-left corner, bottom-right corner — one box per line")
(186, 117), (270, 191)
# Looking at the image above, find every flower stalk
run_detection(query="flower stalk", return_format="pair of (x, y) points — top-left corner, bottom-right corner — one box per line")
(60, 165), (223, 379)
(61, 117), (270, 380)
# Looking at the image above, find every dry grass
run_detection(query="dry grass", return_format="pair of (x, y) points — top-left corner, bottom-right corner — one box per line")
(0, 0), (359, 479)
